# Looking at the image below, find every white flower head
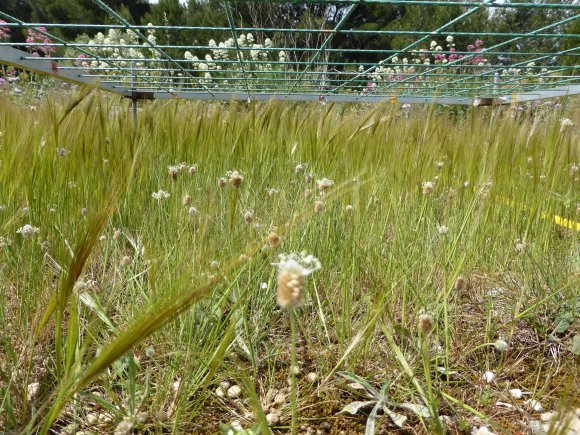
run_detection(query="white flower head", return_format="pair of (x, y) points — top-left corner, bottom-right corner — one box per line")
(422, 181), (434, 194)
(316, 178), (334, 191)
(560, 118), (574, 133)
(152, 190), (170, 201)
(437, 225), (449, 235)
(17, 224), (39, 237)
(274, 252), (321, 309)
(295, 163), (307, 174)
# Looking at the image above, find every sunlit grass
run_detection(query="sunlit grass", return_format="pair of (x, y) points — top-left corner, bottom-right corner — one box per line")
(0, 91), (578, 434)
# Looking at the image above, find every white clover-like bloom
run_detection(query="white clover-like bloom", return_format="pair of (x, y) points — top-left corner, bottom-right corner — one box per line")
(184, 51), (194, 61)
(265, 38), (272, 48)
(243, 210), (254, 223)
(422, 181), (434, 194)
(188, 207), (198, 216)
(266, 188), (279, 197)
(295, 163), (306, 174)
(560, 118), (574, 132)
(430, 40), (437, 48)
(152, 190), (170, 201)
(17, 224), (39, 237)
(437, 225), (449, 235)
(274, 252), (321, 309)
(446, 35), (453, 43)
(316, 178), (334, 191)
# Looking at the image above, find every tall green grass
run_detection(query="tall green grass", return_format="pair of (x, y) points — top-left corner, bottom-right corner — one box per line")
(0, 91), (578, 434)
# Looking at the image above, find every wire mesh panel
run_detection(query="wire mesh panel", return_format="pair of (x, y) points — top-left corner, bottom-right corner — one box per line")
(0, 0), (578, 103)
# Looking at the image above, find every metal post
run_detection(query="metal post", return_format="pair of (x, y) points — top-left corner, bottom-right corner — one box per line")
(131, 61), (136, 128)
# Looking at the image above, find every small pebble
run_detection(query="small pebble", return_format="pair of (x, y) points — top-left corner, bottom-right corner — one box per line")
(227, 385), (242, 398)
(266, 413), (280, 425)
(306, 372), (319, 383)
(86, 413), (98, 425)
(135, 411), (149, 425)
(525, 399), (544, 412)
(482, 371), (496, 383)
(509, 388), (523, 399)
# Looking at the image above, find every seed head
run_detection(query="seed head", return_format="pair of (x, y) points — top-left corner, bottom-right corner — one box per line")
(218, 177), (227, 187)
(422, 181), (434, 194)
(168, 165), (179, 181)
(188, 164), (198, 175)
(314, 201), (325, 213)
(560, 118), (574, 133)
(455, 276), (466, 290)
(182, 194), (192, 206)
(113, 229), (122, 240)
(345, 204), (354, 214)
(418, 313), (434, 334)
(120, 256), (131, 266)
(275, 253), (321, 309)
(316, 178), (334, 191)
(295, 163), (306, 174)
(268, 231), (280, 248)
(27, 382), (40, 400)
(244, 210), (254, 223)
(188, 207), (198, 216)
(227, 170), (243, 188)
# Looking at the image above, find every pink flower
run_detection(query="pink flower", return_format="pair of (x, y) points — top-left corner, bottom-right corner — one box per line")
(475, 39), (484, 47)
(467, 44), (475, 51)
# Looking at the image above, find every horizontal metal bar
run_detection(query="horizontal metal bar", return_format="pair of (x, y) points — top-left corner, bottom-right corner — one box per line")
(5, 42), (580, 57)
(2, 22), (579, 38)
(0, 46), (129, 96)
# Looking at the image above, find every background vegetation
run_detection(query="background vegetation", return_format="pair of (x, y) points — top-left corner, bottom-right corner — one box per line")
(0, 90), (578, 434)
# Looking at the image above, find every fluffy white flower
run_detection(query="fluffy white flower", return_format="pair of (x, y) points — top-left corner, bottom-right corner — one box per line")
(17, 224), (39, 237)
(152, 190), (170, 201)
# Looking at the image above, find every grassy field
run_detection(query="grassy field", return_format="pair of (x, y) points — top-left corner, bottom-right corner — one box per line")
(0, 91), (578, 434)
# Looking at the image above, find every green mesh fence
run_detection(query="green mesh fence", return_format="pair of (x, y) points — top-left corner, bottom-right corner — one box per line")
(0, 0), (578, 103)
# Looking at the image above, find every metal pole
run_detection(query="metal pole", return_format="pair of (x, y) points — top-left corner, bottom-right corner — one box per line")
(131, 60), (136, 128)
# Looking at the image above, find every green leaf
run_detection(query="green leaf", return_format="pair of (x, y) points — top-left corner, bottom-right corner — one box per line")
(568, 335), (580, 355)
(339, 400), (377, 415)
(337, 371), (380, 398)
(388, 402), (431, 418)
(382, 406), (408, 428)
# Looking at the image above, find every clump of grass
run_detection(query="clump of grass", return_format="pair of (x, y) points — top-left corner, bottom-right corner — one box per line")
(0, 91), (578, 434)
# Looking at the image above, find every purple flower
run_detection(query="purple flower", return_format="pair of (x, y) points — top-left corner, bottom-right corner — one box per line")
(0, 78), (5, 85)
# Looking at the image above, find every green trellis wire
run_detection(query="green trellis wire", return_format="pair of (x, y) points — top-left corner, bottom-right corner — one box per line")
(0, 0), (578, 102)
